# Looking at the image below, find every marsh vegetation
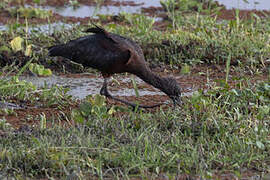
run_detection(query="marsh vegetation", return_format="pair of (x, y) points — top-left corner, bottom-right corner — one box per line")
(0, 0), (269, 179)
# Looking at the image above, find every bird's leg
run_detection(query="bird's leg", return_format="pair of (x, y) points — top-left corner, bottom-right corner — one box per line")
(172, 97), (182, 110)
(99, 77), (163, 109)
(100, 78), (112, 98)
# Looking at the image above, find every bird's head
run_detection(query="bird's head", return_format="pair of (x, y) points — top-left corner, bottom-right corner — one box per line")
(162, 77), (182, 107)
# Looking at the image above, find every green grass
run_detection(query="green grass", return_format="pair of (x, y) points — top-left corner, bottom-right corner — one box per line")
(0, 1), (270, 178)
(1, 8), (270, 72)
(0, 80), (269, 179)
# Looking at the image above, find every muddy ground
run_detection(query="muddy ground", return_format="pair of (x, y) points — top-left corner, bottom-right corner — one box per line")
(1, 64), (268, 129)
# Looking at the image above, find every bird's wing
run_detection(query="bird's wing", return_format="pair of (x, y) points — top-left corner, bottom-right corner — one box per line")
(85, 24), (118, 45)
(85, 25), (134, 65)
(85, 24), (132, 52)
(50, 26), (128, 73)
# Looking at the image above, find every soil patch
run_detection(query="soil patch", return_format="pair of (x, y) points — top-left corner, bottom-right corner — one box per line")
(1, 105), (77, 129)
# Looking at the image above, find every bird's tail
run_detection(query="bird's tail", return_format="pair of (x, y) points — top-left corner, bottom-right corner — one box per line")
(48, 44), (66, 57)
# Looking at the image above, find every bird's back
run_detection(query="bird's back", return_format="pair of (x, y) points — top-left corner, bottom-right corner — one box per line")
(48, 31), (132, 74)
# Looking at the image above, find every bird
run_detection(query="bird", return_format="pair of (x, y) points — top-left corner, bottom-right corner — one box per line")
(48, 24), (181, 109)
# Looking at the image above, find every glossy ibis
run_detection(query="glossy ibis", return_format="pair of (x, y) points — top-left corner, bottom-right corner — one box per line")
(48, 24), (181, 108)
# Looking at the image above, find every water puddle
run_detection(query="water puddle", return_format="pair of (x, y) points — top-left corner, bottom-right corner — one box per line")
(51, 0), (161, 18)
(18, 75), (162, 99)
(216, 0), (270, 10)
(42, 0), (270, 18)
(0, 22), (78, 34)
(17, 75), (192, 100)
(25, 0), (161, 19)
(29, 22), (78, 33)
(49, 5), (141, 18)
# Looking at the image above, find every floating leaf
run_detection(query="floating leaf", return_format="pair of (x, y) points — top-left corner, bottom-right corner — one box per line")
(10, 36), (23, 52)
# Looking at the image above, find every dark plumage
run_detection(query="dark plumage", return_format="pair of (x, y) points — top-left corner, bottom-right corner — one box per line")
(48, 25), (181, 108)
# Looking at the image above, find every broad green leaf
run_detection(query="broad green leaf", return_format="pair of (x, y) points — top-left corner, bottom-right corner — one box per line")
(28, 63), (52, 76)
(108, 106), (116, 115)
(10, 36), (23, 52)
(79, 102), (92, 117)
(71, 109), (84, 124)
(90, 94), (106, 107)
(43, 69), (52, 76)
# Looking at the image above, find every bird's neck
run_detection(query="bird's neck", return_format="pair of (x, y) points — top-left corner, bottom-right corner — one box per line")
(134, 67), (168, 95)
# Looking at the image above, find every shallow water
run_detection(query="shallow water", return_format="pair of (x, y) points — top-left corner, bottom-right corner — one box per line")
(19, 75), (163, 99)
(30, 0), (162, 19)
(43, 0), (270, 19)
(51, 0), (270, 18)
(0, 22), (78, 34)
(216, 0), (270, 10)
(17, 75), (192, 100)
(50, 5), (143, 18)
(42, 5), (139, 18)
(28, 22), (77, 33)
